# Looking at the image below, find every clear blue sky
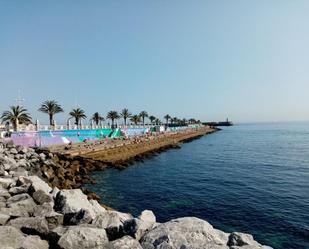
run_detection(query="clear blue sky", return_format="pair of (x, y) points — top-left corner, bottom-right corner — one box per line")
(1, 0), (308, 124)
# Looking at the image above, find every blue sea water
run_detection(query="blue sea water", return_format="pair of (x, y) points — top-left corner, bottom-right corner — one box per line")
(86, 123), (309, 249)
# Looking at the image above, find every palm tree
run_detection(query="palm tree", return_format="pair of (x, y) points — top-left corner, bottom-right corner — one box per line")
(139, 111), (148, 126)
(120, 108), (131, 126)
(149, 115), (156, 124)
(1, 106), (32, 131)
(189, 118), (196, 124)
(130, 115), (141, 125)
(38, 100), (64, 126)
(164, 114), (171, 124)
(171, 117), (178, 124)
(155, 118), (161, 125)
(91, 112), (104, 126)
(106, 111), (120, 129)
(69, 108), (87, 127)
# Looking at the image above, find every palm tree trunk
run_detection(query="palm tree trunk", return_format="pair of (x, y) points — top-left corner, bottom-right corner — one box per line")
(14, 119), (19, 132)
(124, 118), (126, 126)
(49, 114), (53, 126)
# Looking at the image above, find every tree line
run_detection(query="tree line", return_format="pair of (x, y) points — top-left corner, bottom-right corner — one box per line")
(0, 100), (200, 131)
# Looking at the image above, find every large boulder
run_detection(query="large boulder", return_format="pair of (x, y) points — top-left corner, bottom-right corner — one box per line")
(140, 217), (229, 249)
(0, 226), (24, 248)
(32, 189), (53, 205)
(26, 175), (52, 195)
(0, 188), (11, 199)
(2, 193), (37, 217)
(110, 235), (142, 249)
(89, 199), (106, 217)
(55, 189), (96, 220)
(138, 210), (156, 223)
(33, 202), (54, 217)
(20, 235), (49, 249)
(0, 213), (10, 225)
(6, 193), (31, 203)
(8, 216), (49, 235)
(57, 226), (109, 249)
(92, 210), (133, 240)
(8, 184), (30, 195)
(122, 210), (157, 240)
(0, 177), (14, 189)
(124, 218), (156, 241)
(45, 211), (64, 229)
(228, 232), (273, 249)
(0, 156), (17, 171)
(0, 225), (49, 249)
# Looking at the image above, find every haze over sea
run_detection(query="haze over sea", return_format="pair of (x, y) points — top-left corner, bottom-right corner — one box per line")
(87, 122), (309, 249)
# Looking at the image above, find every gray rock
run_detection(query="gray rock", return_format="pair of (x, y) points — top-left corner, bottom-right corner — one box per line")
(3, 194), (37, 217)
(0, 166), (5, 176)
(140, 217), (229, 249)
(124, 218), (155, 241)
(0, 206), (30, 217)
(17, 158), (28, 167)
(138, 210), (156, 223)
(28, 147), (35, 153)
(45, 211), (64, 229)
(33, 202), (54, 217)
(55, 189), (96, 219)
(11, 168), (28, 177)
(0, 213), (10, 225)
(110, 235), (142, 249)
(0, 177), (14, 188)
(89, 199), (106, 217)
(32, 189), (53, 205)
(3, 163), (11, 171)
(58, 226), (109, 249)
(10, 148), (18, 155)
(26, 175), (52, 195)
(68, 208), (93, 225)
(0, 226), (24, 248)
(0, 201), (6, 208)
(228, 232), (271, 248)
(7, 193), (31, 204)
(20, 147), (28, 154)
(14, 154), (22, 160)
(92, 210), (133, 240)
(51, 186), (60, 199)
(48, 226), (69, 244)
(39, 153), (46, 161)
(1, 156), (18, 170)
(8, 216), (49, 234)
(20, 235), (49, 249)
(0, 188), (11, 199)
(9, 184), (30, 195)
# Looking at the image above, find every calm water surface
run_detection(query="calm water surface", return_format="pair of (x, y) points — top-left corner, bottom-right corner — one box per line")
(86, 123), (309, 249)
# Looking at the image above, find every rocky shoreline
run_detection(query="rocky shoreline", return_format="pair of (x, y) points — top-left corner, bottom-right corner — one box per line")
(0, 141), (273, 248)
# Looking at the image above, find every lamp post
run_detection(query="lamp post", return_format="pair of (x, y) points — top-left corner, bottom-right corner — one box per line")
(35, 119), (39, 131)
(67, 117), (72, 130)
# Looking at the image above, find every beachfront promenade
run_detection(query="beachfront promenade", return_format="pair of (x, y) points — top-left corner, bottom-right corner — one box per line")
(4, 123), (204, 147)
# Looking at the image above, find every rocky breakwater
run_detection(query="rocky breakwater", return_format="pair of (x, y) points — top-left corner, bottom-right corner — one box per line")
(0, 141), (272, 249)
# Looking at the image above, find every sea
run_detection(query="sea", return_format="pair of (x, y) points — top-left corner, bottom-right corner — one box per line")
(86, 122), (309, 249)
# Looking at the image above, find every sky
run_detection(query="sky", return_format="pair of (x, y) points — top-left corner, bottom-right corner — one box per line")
(0, 0), (309, 124)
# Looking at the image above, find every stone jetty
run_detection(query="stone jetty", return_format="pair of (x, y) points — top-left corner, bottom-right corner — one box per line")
(0, 140), (273, 249)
